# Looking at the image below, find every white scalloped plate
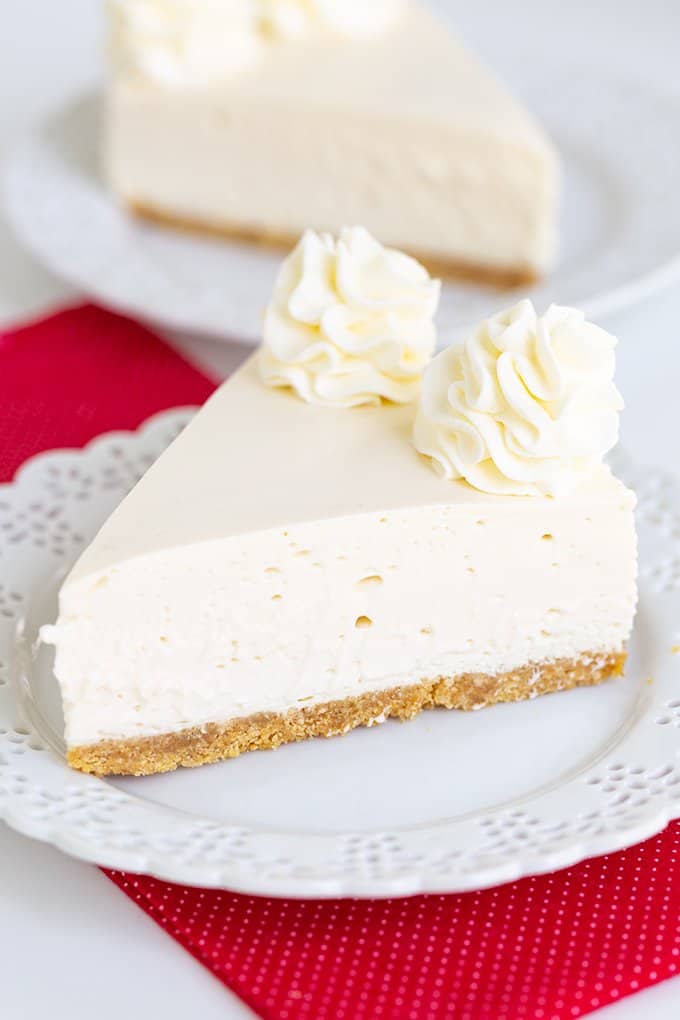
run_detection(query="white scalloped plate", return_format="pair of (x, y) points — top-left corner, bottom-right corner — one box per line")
(1, 410), (680, 898)
(5, 49), (680, 346)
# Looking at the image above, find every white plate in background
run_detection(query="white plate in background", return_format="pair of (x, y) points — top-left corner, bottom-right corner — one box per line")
(4, 46), (680, 345)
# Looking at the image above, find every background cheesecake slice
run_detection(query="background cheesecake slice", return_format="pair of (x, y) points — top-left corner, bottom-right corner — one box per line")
(106, 4), (559, 284)
(44, 357), (635, 777)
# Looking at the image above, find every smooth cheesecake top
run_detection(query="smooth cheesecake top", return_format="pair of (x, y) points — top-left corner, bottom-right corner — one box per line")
(64, 353), (634, 586)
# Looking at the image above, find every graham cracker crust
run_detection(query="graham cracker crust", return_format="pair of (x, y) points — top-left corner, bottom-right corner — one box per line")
(127, 200), (540, 289)
(68, 649), (625, 776)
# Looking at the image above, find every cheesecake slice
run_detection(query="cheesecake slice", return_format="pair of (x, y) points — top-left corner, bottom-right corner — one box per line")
(106, 2), (559, 284)
(45, 358), (636, 777)
(44, 231), (635, 776)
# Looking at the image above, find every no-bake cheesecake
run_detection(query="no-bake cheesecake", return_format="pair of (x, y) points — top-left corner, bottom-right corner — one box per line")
(106, 0), (559, 284)
(44, 228), (636, 776)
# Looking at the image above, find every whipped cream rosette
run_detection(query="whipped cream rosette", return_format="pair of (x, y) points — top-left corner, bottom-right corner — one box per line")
(110, 0), (407, 87)
(109, 0), (263, 86)
(414, 300), (623, 497)
(259, 227), (440, 407)
(261, 0), (406, 39)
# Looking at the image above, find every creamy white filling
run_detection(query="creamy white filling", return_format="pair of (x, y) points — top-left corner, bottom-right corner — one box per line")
(45, 498), (637, 747)
(105, 8), (559, 275)
(107, 86), (556, 273)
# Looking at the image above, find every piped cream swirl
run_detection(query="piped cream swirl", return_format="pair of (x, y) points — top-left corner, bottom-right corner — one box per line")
(413, 300), (623, 497)
(261, 0), (406, 39)
(110, 0), (406, 87)
(109, 0), (262, 87)
(259, 227), (440, 407)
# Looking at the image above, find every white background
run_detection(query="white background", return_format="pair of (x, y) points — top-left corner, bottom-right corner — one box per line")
(2, 1), (680, 1017)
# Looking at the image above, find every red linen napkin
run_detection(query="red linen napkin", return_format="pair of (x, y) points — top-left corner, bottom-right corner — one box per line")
(4, 304), (680, 1020)
(0, 303), (214, 476)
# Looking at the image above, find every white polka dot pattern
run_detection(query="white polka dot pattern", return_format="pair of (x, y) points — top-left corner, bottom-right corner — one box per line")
(108, 824), (680, 1020)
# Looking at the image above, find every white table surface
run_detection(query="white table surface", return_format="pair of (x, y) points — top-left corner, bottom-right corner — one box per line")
(2, 2), (679, 1018)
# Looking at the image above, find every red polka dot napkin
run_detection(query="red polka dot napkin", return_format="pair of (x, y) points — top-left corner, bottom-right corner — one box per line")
(4, 304), (680, 1020)
(107, 826), (680, 1019)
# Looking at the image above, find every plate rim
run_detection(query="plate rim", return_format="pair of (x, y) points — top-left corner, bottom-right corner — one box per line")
(1, 410), (680, 898)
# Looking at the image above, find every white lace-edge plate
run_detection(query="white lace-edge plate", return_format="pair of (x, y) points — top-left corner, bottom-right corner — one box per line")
(1, 409), (679, 898)
(5, 51), (680, 348)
